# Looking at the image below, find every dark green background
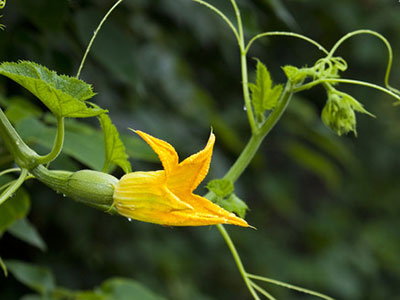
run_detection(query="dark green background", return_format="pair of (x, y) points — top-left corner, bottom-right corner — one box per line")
(1, 0), (400, 299)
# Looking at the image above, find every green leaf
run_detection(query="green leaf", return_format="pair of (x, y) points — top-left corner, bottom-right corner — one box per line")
(0, 256), (7, 276)
(100, 278), (166, 300)
(249, 59), (272, 116)
(98, 113), (131, 174)
(0, 61), (105, 118)
(0, 187), (30, 236)
(7, 218), (47, 251)
(282, 65), (308, 84)
(218, 194), (248, 219)
(266, 84), (284, 110)
(250, 60), (282, 118)
(16, 117), (156, 171)
(4, 96), (42, 124)
(5, 260), (55, 294)
(206, 179), (234, 198)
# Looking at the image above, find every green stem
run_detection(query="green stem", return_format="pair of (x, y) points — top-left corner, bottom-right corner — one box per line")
(36, 117), (65, 165)
(250, 281), (276, 300)
(0, 108), (38, 169)
(224, 84), (293, 182)
(241, 49), (257, 133)
(0, 168), (20, 177)
(259, 83), (293, 136)
(0, 168), (28, 206)
(192, 0), (240, 45)
(247, 273), (335, 300)
(217, 224), (261, 300)
(229, 0), (242, 41)
(0, 180), (15, 192)
(246, 31), (329, 55)
(213, 86), (293, 300)
(76, 0), (124, 78)
(328, 29), (399, 95)
(293, 78), (400, 102)
(232, 1), (256, 134)
(223, 133), (263, 183)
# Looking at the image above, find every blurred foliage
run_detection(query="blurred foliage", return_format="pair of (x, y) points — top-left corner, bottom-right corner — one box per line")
(1, 0), (400, 299)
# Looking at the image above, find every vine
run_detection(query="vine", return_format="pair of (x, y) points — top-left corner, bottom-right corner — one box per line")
(0, 0), (399, 299)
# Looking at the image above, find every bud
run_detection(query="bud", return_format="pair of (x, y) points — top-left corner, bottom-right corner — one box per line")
(321, 90), (374, 136)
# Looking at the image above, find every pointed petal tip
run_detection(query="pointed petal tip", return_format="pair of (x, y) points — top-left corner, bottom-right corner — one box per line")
(208, 131), (216, 143)
(230, 220), (255, 229)
(225, 215), (253, 228)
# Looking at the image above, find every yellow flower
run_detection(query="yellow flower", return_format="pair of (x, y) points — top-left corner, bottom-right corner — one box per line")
(113, 130), (249, 227)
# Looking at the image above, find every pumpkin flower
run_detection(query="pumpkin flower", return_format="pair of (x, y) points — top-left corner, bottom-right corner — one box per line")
(113, 130), (249, 227)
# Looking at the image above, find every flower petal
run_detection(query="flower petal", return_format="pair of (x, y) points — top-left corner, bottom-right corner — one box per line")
(169, 209), (248, 226)
(168, 132), (215, 193)
(134, 130), (179, 174)
(162, 191), (248, 226)
(114, 171), (193, 212)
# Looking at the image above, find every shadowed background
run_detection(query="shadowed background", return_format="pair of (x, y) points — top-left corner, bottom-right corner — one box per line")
(0, 0), (400, 299)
